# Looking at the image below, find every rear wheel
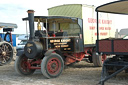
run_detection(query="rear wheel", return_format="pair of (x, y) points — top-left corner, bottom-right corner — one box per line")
(14, 54), (35, 75)
(92, 52), (107, 67)
(41, 53), (64, 78)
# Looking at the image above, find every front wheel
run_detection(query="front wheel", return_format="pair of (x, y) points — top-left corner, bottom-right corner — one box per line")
(41, 53), (64, 78)
(14, 54), (35, 75)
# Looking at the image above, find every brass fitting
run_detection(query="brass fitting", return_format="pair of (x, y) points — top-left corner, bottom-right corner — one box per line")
(37, 19), (41, 30)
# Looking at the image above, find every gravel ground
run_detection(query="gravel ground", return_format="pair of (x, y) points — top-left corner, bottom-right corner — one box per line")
(0, 61), (128, 85)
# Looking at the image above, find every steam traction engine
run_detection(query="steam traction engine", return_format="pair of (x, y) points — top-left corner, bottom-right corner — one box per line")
(15, 10), (105, 78)
(0, 23), (17, 66)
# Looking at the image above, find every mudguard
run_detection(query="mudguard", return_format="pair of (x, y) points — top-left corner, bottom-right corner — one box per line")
(44, 50), (54, 56)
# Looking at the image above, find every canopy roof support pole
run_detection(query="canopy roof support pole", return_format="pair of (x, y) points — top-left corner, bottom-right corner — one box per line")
(46, 19), (48, 50)
(96, 12), (99, 52)
(97, 12), (99, 40)
(26, 21), (29, 40)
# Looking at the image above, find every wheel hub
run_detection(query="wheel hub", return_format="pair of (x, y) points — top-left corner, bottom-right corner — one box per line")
(21, 58), (30, 72)
(51, 63), (57, 69)
(2, 51), (6, 56)
(47, 58), (60, 74)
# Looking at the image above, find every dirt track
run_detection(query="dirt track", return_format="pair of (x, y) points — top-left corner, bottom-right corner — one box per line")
(0, 61), (128, 85)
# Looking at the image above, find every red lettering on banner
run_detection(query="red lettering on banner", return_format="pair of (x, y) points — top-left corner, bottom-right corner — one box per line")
(99, 27), (104, 30)
(90, 26), (95, 30)
(99, 19), (101, 24)
(105, 27), (111, 30)
(102, 20), (112, 24)
(88, 18), (112, 24)
(88, 18), (97, 23)
(95, 32), (108, 36)
(89, 26), (111, 30)
(88, 18), (101, 24)
(95, 33), (99, 36)
(100, 32), (108, 36)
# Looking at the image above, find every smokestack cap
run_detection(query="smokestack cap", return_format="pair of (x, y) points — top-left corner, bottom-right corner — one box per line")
(27, 10), (35, 13)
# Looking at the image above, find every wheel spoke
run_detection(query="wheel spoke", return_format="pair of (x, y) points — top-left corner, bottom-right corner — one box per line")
(5, 56), (10, 60)
(5, 45), (9, 49)
(0, 47), (3, 52)
(0, 55), (2, 58)
(2, 44), (6, 51)
(2, 57), (6, 63)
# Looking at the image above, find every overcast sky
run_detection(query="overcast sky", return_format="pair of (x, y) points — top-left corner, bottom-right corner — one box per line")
(0, 0), (127, 34)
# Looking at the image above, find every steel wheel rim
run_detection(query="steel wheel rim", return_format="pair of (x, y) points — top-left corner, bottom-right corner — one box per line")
(0, 43), (13, 64)
(47, 58), (61, 75)
(20, 57), (30, 73)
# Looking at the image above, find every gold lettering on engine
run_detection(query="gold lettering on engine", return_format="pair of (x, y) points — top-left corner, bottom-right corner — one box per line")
(61, 45), (69, 47)
(50, 39), (60, 43)
(49, 38), (72, 51)
(61, 39), (71, 42)
(50, 39), (71, 43)
(27, 43), (33, 47)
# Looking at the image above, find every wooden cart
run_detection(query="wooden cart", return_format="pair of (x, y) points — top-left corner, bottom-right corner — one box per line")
(95, 0), (128, 85)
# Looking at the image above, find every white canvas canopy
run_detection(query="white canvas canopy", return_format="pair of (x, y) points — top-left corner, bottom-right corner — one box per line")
(0, 22), (17, 28)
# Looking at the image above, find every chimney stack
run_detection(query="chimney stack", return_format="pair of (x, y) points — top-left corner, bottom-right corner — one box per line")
(27, 10), (35, 41)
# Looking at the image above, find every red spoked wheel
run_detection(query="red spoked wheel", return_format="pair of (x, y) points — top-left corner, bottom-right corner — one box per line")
(14, 54), (35, 75)
(41, 53), (64, 78)
(92, 52), (107, 67)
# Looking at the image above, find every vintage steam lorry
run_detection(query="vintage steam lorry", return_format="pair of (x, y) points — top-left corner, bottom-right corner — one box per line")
(0, 22), (17, 66)
(95, 0), (128, 85)
(14, 9), (112, 78)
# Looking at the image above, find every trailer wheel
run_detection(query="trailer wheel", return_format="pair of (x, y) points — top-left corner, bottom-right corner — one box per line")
(92, 52), (106, 67)
(0, 41), (13, 66)
(14, 54), (35, 75)
(41, 53), (64, 78)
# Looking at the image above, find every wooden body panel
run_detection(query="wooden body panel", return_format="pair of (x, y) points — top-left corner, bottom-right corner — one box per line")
(98, 39), (128, 54)
(40, 36), (84, 53)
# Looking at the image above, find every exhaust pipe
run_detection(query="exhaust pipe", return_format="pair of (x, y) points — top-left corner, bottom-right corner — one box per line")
(27, 10), (35, 41)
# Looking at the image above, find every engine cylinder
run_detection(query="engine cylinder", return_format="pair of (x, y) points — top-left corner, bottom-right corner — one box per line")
(24, 41), (43, 59)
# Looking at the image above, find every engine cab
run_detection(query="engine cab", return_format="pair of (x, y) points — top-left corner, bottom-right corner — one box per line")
(23, 13), (84, 59)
